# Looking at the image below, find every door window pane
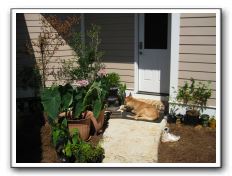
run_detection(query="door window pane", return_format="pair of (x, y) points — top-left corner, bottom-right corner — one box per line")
(144, 13), (168, 49)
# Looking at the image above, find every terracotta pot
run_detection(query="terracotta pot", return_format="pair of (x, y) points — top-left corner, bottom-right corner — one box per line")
(89, 109), (105, 134)
(68, 117), (91, 141)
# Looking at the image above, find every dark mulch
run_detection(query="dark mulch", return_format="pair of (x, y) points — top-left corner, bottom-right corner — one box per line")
(158, 123), (216, 163)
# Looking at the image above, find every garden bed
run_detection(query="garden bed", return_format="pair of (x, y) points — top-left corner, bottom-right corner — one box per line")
(158, 123), (216, 163)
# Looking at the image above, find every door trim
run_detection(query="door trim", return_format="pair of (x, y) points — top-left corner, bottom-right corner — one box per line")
(169, 14), (180, 99)
(134, 13), (180, 96)
(134, 13), (139, 93)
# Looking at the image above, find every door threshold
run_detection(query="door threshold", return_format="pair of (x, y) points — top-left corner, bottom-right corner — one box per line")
(137, 91), (169, 97)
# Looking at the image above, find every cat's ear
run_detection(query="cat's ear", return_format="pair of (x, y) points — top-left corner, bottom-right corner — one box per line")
(129, 92), (132, 97)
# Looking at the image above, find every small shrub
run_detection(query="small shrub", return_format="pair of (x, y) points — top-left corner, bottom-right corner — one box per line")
(62, 129), (105, 163)
(106, 72), (121, 87)
(176, 78), (212, 113)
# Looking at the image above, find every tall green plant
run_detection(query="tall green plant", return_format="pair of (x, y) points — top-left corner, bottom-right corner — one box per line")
(67, 81), (107, 119)
(62, 24), (105, 82)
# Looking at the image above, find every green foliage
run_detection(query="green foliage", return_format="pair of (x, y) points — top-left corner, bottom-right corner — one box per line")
(51, 118), (69, 147)
(98, 72), (127, 105)
(41, 83), (76, 121)
(176, 78), (212, 113)
(192, 82), (212, 110)
(41, 81), (107, 121)
(105, 72), (121, 87)
(62, 128), (104, 163)
(75, 142), (104, 163)
(65, 24), (105, 82)
(118, 83), (127, 105)
(41, 85), (61, 120)
(59, 83), (73, 112)
(176, 79), (195, 104)
(82, 81), (106, 118)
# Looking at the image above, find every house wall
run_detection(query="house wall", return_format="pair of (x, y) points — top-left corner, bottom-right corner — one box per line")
(17, 13), (81, 97)
(17, 13), (217, 106)
(84, 13), (135, 89)
(178, 13), (216, 107)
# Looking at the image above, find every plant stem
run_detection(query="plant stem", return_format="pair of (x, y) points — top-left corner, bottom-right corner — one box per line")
(41, 50), (46, 89)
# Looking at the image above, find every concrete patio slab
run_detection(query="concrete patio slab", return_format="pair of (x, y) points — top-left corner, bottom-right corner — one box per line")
(101, 118), (167, 163)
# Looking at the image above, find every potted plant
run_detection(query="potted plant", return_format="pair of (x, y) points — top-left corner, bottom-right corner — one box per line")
(51, 119), (105, 163)
(100, 72), (127, 107)
(62, 129), (104, 163)
(200, 114), (210, 127)
(39, 23), (108, 163)
(42, 79), (110, 140)
(41, 24), (109, 139)
(209, 116), (216, 128)
(71, 80), (107, 135)
(176, 78), (212, 126)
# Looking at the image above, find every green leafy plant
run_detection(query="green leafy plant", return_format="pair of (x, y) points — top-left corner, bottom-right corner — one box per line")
(41, 85), (61, 121)
(98, 72), (127, 105)
(62, 128), (104, 163)
(61, 24), (105, 83)
(81, 81), (106, 118)
(176, 78), (212, 114)
(41, 81), (107, 121)
(105, 72), (120, 87)
(51, 118), (69, 148)
(118, 83), (127, 105)
(62, 80), (106, 119)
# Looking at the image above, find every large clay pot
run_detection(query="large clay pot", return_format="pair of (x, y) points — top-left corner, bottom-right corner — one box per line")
(89, 109), (105, 134)
(68, 117), (91, 141)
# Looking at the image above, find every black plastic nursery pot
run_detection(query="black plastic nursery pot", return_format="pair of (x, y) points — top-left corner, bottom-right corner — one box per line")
(107, 87), (120, 107)
(200, 114), (210, 127)
(183, 110), (200, 126)
(167, 114), (177, 123)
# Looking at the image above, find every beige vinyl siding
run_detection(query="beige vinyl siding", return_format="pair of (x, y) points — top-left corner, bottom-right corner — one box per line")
(16, 13), (81, 91)
(178, 13), (216, 106)
(180, 36), (216, 45)
(85, 13), (134, 89)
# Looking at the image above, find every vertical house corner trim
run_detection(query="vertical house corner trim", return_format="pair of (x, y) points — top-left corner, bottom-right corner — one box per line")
(169, 13), (180, 99)
(134, 13), (139, 93)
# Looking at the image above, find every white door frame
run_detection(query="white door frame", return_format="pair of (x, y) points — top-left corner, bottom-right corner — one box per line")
(133, 13), (180, 99)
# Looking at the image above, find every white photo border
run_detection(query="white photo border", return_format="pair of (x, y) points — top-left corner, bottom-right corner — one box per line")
(11, 8), (221, 168)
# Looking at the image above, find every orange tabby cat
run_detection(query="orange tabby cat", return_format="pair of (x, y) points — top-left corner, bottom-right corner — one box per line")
(124, 94), (159, 121)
